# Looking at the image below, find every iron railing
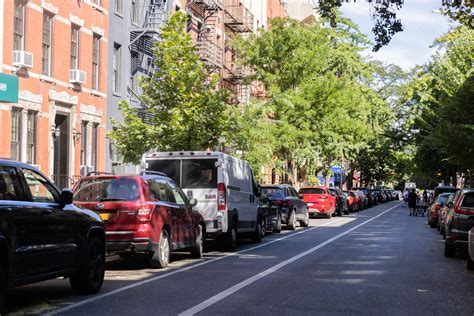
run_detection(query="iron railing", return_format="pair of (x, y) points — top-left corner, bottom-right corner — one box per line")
(225, 4), (254, 33)
(197, 39), (223, 68)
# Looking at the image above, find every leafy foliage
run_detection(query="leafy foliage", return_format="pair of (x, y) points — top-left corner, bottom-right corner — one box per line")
(109, 12), (229, 164)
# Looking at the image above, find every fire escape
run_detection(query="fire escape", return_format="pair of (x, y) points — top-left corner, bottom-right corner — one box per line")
(128, 0), (168, 122)
(222, 0), (254, 104)
(187, 0), (225, 71)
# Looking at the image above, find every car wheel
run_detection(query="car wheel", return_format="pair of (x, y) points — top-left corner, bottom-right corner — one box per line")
(444, 240), (456, 258)
(274, 213), (282, 233)
(300, 210), (309, 227)
(287, 210), (297, 230)
(326, 213), (331, 219)
(224, 222), (238, 251)
(251, 217), (264, 243)
(70, 236), (105, 294)
(0, 261), (6, 313)
(467, 257), (474, 271)
(190, 225), (204, 259)
(150, 229), (170, 268)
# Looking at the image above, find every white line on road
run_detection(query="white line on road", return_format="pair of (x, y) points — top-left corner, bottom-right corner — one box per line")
(179, 203), (402, 316)
(47, 215), (353, 315)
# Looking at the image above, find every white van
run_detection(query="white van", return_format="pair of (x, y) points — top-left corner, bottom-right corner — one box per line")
(141, 151), (265, 250)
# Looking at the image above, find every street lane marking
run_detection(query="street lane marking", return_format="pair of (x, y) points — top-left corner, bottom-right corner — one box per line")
(179, 203), (402, 316)
(47, 214), (357, 315)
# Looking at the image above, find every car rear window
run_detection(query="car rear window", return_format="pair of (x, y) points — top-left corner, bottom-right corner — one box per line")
(74, 178), (141, 202)
(146, 159), (180, 184)
(182, 159), (217, 189)
(461, 193), (474, 208)
(262, 187), (283, 197)
(299, 188), (325, 194)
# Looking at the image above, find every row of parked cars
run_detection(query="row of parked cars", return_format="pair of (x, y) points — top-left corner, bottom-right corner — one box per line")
(0, 150), (401, 311)
(427, 185), (474, 271)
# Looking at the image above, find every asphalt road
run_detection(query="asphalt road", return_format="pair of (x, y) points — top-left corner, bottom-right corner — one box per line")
(4, 201), (474, 315)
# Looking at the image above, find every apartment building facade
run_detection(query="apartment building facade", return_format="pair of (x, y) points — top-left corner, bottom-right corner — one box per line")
(0, 0), (109, 188)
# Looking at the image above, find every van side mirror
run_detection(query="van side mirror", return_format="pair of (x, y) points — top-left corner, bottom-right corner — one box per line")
(189, 198), (198, 208)
(254, 184), (262, 197)
(59, 189), (74, 207)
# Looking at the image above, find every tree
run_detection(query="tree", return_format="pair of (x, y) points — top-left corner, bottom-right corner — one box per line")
(109, 12), (229, 164)
(317, 0), (473, 51)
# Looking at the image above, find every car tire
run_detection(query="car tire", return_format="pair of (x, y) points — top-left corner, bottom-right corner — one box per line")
(224, 221), (238, 251)
(326, 213), (331, 219)
(287, 211), (297, 230)
(0, 261), (6, 313)
(274, 213), (282, 233)
(190, 225), (204, 259)
(150, 230), (170, 268)
(70, 236), (105, 294)
(300, 210), (310, 227)
(251, 217), (264, 243)
(467, 257), (474, 271)
(444, 240), (456, 258)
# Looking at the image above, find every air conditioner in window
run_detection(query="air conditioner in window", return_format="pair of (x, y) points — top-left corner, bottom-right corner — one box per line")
(80, 165), (95, 176)
(13, 51), (33, 69)
(70, 69), (87, 85)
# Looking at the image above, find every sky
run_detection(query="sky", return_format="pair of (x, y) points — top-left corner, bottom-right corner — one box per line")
(340, 0), (454, 70)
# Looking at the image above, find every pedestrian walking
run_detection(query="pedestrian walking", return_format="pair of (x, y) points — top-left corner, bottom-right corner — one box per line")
(408, 188), (418, 216)
(403, 189), (409, 207)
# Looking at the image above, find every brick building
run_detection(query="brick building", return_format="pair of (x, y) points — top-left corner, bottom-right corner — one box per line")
(0, 0), (109, 188)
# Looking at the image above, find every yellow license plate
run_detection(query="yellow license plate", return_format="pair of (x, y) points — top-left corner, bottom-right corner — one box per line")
(99, 213), (109, 221)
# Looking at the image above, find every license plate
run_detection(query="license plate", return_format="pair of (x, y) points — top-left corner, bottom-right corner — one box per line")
(307, 203), (314, 206)
(99, 213), (109, 221)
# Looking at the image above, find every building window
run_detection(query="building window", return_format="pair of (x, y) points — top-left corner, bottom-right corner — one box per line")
(91, 124), (99, 170)
(10, 108), (22, 161)
(92, 34), (100, 90)
(26, 111), (37, 164)
(115, 0), (122, 14)
(42, 13), (53, 76)
(92, 0), (101, 5)
(13, 0), (26, 51)
(70, 25), (80, 69)
(80, 121), (88, 166)
(131, 1), (139, 24)
(113, 44), (121, 93)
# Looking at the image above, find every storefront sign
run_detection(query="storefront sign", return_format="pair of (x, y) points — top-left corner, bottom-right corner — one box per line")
(0, 73), (19, 103)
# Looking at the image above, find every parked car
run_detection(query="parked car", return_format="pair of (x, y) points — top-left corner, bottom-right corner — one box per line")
(468, 228), (474, 271)
(444, 188), (474, 257)
(328, 187), (349, 215)
(0, 159), (106, 313)
(393, 190), (402, 200)
(438, 193), (456, 235)
(433, 185), (458, 204)
(261, 184), (309, 230)
(73, 171), (205, 268)
(299, 186), (335, 219)
(142, 151), (265, 250)
(370, 189), (384, 203)
(355, 191), (368, 209)
(428, 193), (451, 228)
(353, 187), (375, 207)
(353, 191), (365, 210)
(344, 191), (360, 212)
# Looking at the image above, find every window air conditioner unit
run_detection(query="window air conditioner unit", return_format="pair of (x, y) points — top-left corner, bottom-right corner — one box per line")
(70, 69), (87, 85)
(80, 165), (95, 176)
(13, 51), (33, 69)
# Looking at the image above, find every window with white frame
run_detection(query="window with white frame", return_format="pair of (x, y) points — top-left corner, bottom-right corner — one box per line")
(10, 108), (22, 161)
(91, 124), (99, 170)
(80, 121), (88, 166)
(115, 0), (122, 14)
(92, 34), (100, 90)
(70, 25), (80, 69)
(26, 111), (37, 164)
(13, 0), (26, 51)
(42, 13), (53, 76)
(113, 43), (121, 93)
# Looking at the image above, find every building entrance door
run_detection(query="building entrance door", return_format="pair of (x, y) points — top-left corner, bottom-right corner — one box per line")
(53, 114), (69, 189)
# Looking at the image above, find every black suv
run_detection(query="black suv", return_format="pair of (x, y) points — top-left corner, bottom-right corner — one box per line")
(0, 159), (106, 312)
(328, 187), (349, 216)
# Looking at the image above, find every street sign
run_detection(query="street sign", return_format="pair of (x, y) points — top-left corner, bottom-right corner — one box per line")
(0, 73), (19, 103)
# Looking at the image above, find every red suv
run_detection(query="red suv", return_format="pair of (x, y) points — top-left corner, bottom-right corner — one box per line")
(73, 172), (205, 268)
(299, 186), (335, 218)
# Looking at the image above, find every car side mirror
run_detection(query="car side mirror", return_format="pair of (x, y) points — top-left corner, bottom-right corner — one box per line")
(59, 189), (73, 207)
(447, 202), (453, 208)
(255, 184), (262, 198)
(189, 198), (198, 208)
(298, 194), (304, 199)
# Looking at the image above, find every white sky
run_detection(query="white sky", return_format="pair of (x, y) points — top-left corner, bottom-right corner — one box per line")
(340, 0), (454, 70)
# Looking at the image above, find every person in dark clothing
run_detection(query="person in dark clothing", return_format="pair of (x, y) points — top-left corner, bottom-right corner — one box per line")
(408, 188), (418, 216)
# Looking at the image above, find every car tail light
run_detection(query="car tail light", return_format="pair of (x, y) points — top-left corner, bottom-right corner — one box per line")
(137, 204), (154, 222)
(218, 183), (227, 211)
(453, 203), (474, 215)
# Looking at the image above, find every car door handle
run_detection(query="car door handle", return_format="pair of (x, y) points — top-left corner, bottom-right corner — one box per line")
(41, 209), (53, 215)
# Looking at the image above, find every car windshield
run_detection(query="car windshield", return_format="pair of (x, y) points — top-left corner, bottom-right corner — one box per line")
(437, 194), (450, 205)
(262, 187), (283, 197)
(146, 159), (180, 184)
(74, 178), (141, 202)
(299, 188), (325, 194)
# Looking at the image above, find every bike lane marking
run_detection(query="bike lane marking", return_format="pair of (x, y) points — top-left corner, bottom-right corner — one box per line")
(47, 215), (354, 315)
(179, 203), (402, 316)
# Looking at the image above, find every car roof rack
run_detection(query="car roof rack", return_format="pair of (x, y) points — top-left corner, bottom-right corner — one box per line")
(140, 171), (168, 177)
(86, 171), (115, 176)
